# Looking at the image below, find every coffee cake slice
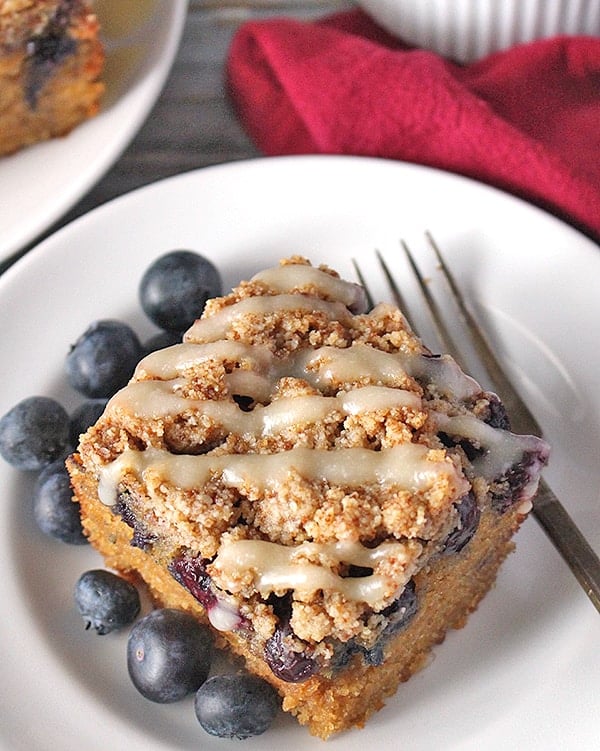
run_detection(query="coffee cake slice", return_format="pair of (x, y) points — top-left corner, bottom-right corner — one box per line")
(0, 0), (104, 156)
(68, 256), (549, 738)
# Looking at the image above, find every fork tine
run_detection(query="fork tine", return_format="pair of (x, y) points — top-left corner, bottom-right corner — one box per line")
(400, 240), (465, 366)
(374, 249), (419, 334)
(422, 232), (540, 434)
(350, 258), (375, 310)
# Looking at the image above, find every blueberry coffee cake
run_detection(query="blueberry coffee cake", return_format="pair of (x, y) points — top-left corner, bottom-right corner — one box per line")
(0, 0), (104, 156)
(68, 256), (549, 738)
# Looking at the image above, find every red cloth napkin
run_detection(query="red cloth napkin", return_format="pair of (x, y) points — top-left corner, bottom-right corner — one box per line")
(227, 9), (600, 242)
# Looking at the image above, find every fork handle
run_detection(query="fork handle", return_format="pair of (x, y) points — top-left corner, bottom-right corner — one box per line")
(533, 478), (600, 613)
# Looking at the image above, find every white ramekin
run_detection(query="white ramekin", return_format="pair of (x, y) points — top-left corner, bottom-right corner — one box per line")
(356, 0), (600, 62)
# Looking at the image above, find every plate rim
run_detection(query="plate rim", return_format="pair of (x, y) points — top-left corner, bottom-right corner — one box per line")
(4, 153), (599, 285)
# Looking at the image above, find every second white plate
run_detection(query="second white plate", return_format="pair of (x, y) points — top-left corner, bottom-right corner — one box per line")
(0, 0), (188, 263)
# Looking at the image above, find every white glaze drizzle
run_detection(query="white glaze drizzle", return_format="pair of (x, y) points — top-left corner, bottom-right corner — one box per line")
(206, 599), (243, 631)
(97, 444), (467, 506)
(251, 264), (368, 312)
(212, 538), (420, 606)
(134, 340), (273, 381)
(107, 382), (422, 431)
(185, 294), (353, 343)
(133, 340), (478, 403)
(299, 341), (480, 400)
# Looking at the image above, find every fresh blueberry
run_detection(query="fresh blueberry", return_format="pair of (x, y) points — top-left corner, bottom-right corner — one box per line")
(127, 608), (212, 703)
(143, 329), (182, 355)
(74, 569), (140, 634)
(441, 492), (480, 555)
(66, 320), (142, 398)
(69, 399), (107, 446)
(139, 250), (222, 332)
(0, 396), (70, 470)
(33, 460), (88, 543)
(194, 674), (280, 739)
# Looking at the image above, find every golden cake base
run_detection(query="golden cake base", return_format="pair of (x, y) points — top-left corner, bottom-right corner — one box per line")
(68, 454), (524, 740)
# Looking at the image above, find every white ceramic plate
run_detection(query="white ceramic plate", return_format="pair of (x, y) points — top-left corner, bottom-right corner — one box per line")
(0, 0), (188, 263)
(0, 156), (598, 751)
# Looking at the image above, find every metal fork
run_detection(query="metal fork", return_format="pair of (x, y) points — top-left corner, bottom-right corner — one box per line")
(353, 233), (600, 614)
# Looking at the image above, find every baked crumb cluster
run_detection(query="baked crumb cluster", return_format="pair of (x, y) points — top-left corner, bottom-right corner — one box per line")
(75, 257), (548, 676)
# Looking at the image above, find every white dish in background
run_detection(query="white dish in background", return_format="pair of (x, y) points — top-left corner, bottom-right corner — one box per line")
(0, 156), (598, 750)
(357, 0), (600, 62)
(0, 0), (188, 264)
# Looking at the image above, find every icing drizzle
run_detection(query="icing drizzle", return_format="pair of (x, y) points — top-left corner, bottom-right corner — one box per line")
(211, 538), (421, 607)
(98, 444), (467, 506)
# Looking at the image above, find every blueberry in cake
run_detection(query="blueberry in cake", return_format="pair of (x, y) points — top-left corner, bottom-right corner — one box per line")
(0, 0), (104, 156)
(68, 256), (549, 738)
